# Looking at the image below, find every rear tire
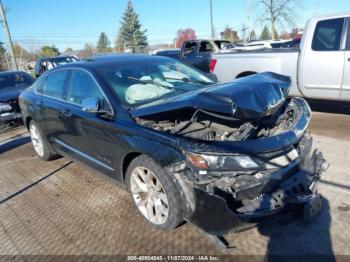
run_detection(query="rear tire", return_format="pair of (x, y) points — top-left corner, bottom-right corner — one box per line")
(29, 120), (59, 161)
(125, 155), (183, 230)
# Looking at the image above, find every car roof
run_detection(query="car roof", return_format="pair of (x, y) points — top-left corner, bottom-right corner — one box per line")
(0, 71), (28, 76)
(55, 54), (175, 70)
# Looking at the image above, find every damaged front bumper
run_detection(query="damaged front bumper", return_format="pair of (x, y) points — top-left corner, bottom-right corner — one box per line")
(167, 97), (326, 235)
(0, 112), (22, 124)
(179, 143), (325, 235)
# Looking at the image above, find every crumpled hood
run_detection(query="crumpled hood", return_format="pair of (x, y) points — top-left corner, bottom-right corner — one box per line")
(131, 72), (291, 119)
(0, 86), (28, 102)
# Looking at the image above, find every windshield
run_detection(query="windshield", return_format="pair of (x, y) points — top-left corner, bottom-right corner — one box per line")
(0, 72), (34, 89)
(100, 60), (215, 107)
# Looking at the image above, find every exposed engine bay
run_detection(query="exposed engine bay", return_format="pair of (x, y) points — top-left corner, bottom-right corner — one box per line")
(137, 99), (301, 142)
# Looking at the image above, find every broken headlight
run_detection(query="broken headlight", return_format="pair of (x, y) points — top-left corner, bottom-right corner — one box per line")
(0, 103), (12, 113)
(186, 152), (261, 171)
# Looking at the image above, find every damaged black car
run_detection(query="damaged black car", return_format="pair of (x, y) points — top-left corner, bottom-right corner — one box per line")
(19, 55), (325, 235)
(0, 71), (34, 128)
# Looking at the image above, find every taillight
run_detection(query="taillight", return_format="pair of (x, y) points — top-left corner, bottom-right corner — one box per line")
(209, 59), (217, 73)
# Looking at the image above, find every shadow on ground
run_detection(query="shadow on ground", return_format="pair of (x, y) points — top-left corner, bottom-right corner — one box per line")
(257, 197), (334, 260)
(0, 136), (30, 154)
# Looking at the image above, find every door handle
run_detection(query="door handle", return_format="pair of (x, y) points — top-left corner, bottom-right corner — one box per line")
(36, 101), (43, 107)
(348, 58), (350, 62)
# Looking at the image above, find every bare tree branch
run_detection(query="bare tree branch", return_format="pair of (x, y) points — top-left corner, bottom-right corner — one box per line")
(254, 0), (301, 40)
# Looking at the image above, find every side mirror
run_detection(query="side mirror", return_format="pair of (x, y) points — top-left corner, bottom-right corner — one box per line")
(82, 97), (100, 113)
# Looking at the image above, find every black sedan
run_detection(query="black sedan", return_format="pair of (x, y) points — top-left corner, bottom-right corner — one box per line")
(19, 55), (325, 235)
(0, 71), (34, 127)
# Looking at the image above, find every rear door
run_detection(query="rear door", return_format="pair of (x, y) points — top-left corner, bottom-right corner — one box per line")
(181, 41), (199, 66)
(299, 17), (345, 100)
(37, 69), (70, 144)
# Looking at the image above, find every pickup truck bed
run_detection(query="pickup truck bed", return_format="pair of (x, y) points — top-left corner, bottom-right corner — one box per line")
(213, 49), (301, 96)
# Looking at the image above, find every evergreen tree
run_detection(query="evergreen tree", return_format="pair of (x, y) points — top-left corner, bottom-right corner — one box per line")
(249, 30), (257, 41)
(0, 42), (6, 71)
(0, 42), (6, 56)
(116, 0), (148, 53)
(260, 26), (271, 40)
(97, 32), (111, 53)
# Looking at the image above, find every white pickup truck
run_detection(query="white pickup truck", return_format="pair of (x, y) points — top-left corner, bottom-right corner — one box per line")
(211, 13), (350, 101)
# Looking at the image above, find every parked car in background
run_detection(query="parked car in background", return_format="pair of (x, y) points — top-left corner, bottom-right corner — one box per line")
(35, 56), (78, 78)
(211, 13), (350, 102)
(20, 55), (325, 235)
(156, 39), (232, 73)
(0, 71), (34, 127)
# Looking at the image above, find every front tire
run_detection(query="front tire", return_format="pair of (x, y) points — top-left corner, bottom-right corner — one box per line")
(126, 155), (183, 230)
(29, 120), (58, 161)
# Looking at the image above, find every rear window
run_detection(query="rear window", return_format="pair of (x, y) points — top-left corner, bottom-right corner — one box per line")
(199, 41), (214, 53)
(312, 18), (344, 51)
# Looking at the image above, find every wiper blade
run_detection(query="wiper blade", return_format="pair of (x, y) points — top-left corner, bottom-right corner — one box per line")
(127, 77), (173, 90)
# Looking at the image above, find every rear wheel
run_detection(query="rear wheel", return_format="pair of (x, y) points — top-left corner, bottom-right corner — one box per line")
(126, 155), (183, 230)
(29, 121), (58, 161)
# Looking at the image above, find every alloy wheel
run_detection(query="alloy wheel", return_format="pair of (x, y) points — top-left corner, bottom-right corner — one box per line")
(29, 124), (44, 157)
(130, 167), (169, 225)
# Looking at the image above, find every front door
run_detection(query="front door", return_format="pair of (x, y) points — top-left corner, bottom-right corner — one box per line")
(299, 17), (345, 100)
(62, 69), (117, 175)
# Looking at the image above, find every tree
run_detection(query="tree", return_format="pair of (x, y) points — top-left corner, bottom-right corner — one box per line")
(255, 0), (299, 40)
(280, 31), (291, 40)
(64, 47), (74, 52)
(174, 29), (197, 48)
(115, 0), (148, 53)
(0, 42), (5, 56)
(260, 26), (271, 40)
(97, 32), (112, 53)
(249, 30), (257, 41)
(0, 42), (6, 71)
(78, 43), (96, 58)
(220, 26), (240, 43)
(39, 45), (60, 57)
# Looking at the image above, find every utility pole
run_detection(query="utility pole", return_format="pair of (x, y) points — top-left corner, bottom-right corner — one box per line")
(0, 0), (18, 71)
(209, 0), (215, 39)
(241, 24), (249, 43)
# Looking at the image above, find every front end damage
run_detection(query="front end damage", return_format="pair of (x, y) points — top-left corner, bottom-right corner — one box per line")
(132, 72), (326, 235)
(0, 99), (22, 128)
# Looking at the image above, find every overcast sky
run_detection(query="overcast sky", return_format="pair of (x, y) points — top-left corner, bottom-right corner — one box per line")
(1, 0), (349, 51)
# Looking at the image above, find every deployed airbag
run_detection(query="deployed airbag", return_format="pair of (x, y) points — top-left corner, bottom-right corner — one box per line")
(130, 72), (291, 119)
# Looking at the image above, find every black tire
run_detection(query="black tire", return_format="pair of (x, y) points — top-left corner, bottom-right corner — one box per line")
(29, 120), (59, 161)
(125, 155), (183, 230)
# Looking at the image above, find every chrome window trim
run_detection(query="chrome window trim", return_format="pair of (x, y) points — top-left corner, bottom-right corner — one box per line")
(343, 17), (350, 50)
(34, 67), (114, 116)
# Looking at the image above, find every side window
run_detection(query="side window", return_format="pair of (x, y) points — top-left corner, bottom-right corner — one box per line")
(312, 18), (344, 51)
(67, 70), (109, 110)
(35, 77), (46, 94)
(42, 70), (68, 99)
(199, 41), (214, 53)
(183, 42), (198, 54)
